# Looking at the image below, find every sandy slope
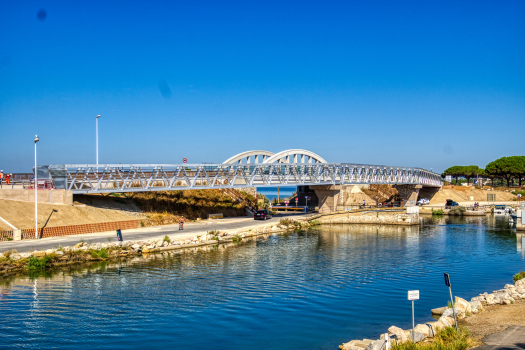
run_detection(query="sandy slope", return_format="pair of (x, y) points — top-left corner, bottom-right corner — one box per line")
(429, 187), (516, 204)
(0, 196), (143, 231)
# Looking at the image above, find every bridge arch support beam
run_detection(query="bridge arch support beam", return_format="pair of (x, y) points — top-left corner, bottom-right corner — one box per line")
(262, 149), (327, 164)
(222, 150), (275, 164)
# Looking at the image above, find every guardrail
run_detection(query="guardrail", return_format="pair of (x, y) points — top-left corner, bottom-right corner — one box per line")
(0, 179), (55, 190)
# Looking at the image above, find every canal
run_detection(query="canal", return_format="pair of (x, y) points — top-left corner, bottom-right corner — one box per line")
(0, 216), (523, 349)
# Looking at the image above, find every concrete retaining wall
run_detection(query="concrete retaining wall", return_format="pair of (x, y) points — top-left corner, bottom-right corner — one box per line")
(318, 212), (419, 225)
(0, 189), (73, 205)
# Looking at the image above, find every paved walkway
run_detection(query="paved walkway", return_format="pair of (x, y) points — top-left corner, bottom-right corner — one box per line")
(473, 326), (525, 350)
(0, 212), (312, 254)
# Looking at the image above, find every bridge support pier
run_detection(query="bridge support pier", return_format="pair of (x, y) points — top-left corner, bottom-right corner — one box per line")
(310, 185), (346, 213)
(393, 185), (422, 206)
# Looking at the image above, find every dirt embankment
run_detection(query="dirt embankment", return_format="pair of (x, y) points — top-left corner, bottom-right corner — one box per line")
(429, 186), (517, 204)
(462, 300), (525, 340)
(0, 196), (143, 231)
(0, 189), (249, 231)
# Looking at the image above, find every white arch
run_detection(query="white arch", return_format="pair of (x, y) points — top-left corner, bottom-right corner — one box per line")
(222, 150), (275, 164)
(262, 149), (327, 164)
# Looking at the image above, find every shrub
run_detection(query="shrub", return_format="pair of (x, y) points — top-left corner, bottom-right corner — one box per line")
(449, 206), (466, 216)
(163, 235), (171, 243)
(279, 218), (293, 226)
(513, 271), (525, 282)
(309, 220), (320, 226)
(432, 209), (444, 215)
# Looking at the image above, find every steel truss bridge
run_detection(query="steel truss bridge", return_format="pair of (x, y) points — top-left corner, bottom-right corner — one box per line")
(46, 149), (442, 194)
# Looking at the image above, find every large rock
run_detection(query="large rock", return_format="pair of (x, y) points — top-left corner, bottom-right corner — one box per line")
(73, 242), (83, 249)
(45, 249), (55, 255)
(414, 324), (434, 338)
(469, 300), (483, 313)
(55, 250), (64, 256)
(425, 322), (440, 335)
(485, 294), (496, 305)
(431, 306), (448, 315)
(454, 296), (472, 315)
(365, 339), (386, 350)
(515, 279), (525, 287)
(442, 307), (461, 318)
(10, 253), (21, 260)
(340, 339), (374, 350)
(388, 326), (408, 344)
(131, 244), (141, 251)
(437, 316), (455, 329)
(32, 251), (46, 258)
(405, 331), (425, 343)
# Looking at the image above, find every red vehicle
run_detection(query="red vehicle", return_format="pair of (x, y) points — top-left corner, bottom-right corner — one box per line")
(254, 209), (272, 220)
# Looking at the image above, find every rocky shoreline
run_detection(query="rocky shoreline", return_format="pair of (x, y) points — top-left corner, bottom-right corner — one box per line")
(0, 219), (313, 277)
(339, 278), (525, 350)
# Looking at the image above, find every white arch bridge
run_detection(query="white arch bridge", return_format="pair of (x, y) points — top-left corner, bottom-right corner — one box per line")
(47, 149), (442, 194)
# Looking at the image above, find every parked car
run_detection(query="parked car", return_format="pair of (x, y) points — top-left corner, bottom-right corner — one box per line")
(445, 199), (458, 208)
(417, 198), (430, 205)
(254, 209), (272, 220)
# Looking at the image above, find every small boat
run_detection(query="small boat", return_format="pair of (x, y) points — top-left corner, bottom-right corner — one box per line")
(494, 205), (507, 215)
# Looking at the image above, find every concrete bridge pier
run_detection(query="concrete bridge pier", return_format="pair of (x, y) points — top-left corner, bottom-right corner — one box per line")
(393, 185), (422, 206)
(310, 185), (345, 213)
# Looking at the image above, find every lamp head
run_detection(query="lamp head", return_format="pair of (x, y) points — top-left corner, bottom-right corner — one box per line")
(96, 115), (101, 118)
(34, 135), (39, 143)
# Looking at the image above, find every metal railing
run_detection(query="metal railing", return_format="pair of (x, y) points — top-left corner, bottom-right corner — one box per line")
(47, 163), (442, 194)
(0, 179), (55, 190)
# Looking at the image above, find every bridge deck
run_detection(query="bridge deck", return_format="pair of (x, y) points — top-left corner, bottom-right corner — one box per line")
(47, 163), (442, 194)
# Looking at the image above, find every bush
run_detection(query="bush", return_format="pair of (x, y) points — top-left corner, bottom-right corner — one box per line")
(449, 206), (466, 216)
(279, 218), (293, 226)
(432, 209), (444, 215)
(309, 220), (320, 226)
(163, 235), (171, 243)
(513, 271), (525, 282)
(392, 326), (472, 350)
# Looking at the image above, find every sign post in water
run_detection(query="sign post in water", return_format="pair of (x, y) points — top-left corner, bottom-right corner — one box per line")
(408, 290), (419, 342)
(444, 273), (458, 331)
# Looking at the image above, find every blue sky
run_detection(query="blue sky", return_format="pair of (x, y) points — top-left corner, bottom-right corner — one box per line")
(1, 0), (523, 173)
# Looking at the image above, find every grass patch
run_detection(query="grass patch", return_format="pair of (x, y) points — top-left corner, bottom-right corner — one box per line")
(432, 209), (444, 215)
(27, 255), (55, 270)
(309, 220), (321, 226)
(392, 326), (473, 350)
(163, 235), (171, 243)
(279, 218), (293, 226)
(232, 235), (242, 242)
(89, 248), (108, 259)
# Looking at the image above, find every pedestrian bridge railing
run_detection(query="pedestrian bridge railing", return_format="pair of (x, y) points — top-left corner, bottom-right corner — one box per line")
(46, 163), (442, 194)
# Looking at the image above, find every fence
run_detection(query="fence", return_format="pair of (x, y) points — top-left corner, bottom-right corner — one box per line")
(0, 179), (54, 190)
(0, 220), (140, 242)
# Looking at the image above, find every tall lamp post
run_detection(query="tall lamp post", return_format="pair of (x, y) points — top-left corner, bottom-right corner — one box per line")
(96, 115), (101, 166)
(34, 135), (39, 239)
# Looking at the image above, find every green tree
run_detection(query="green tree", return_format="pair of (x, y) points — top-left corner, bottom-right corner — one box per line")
(463, 165), (484, 185)
(442, 166), (465, 185)
(485, 156), (525, 187)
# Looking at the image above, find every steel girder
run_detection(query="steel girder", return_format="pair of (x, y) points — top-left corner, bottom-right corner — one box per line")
(47, 163), (443, 194)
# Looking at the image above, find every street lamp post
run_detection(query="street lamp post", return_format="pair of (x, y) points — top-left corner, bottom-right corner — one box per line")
(34, 135), (39, 239)
(96, 115), (101, 166)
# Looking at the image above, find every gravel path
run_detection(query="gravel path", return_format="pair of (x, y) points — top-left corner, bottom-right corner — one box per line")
(461, 300), (525, 340)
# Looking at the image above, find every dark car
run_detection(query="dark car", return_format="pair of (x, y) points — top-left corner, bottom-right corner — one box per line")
(445, 199), (459, 208)
(254, 209), (272, 220)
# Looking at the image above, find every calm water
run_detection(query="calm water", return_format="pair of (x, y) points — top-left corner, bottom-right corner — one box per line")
(257, 186), (297, 201)
(1, 216), (524, 350)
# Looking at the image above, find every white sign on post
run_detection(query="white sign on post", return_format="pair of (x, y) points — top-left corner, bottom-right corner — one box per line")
(408, 290), (419, 300)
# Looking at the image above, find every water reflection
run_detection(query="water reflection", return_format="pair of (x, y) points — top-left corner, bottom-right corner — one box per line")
(0, 217), (523, 350)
